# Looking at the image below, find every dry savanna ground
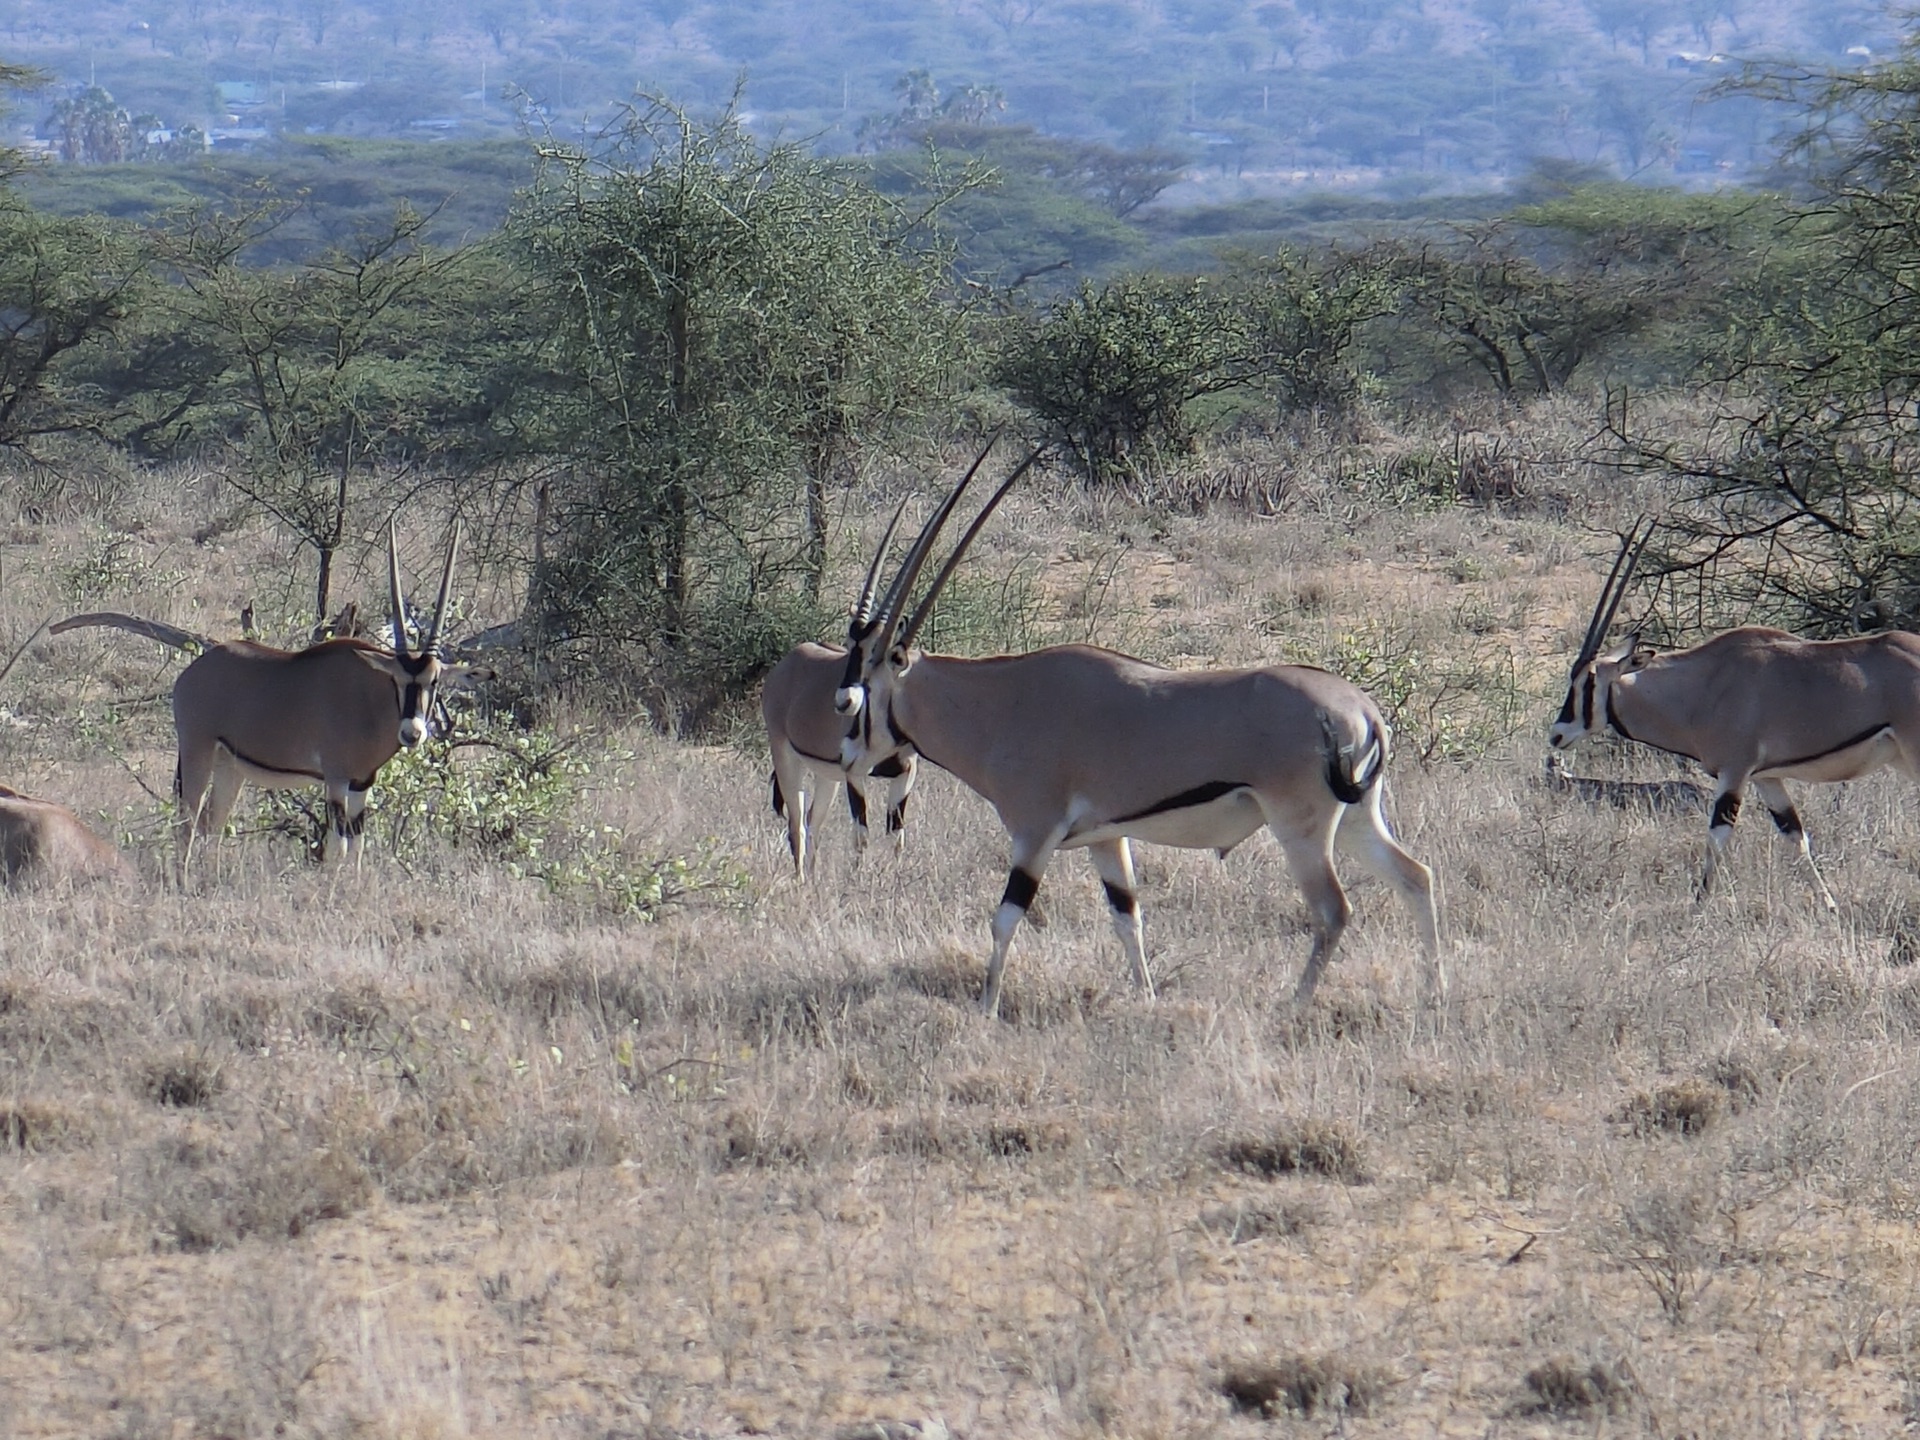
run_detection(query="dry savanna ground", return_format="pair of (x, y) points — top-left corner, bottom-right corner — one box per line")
(6, 418), (1920, 1438)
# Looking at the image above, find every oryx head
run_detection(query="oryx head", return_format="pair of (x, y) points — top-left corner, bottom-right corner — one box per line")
(1550, 518), (1654, 750)
(359, 522), (486, 748)
(835, 440), (1042, 768)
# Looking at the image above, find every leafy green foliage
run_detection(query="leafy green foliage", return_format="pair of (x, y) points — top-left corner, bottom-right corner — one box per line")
(0, 193), (148, 451)
(510, 99), (968, 726)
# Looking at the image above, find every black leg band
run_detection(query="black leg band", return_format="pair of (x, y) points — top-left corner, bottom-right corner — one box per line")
(1102, 880), (1138, 916)
(1001, 868), (1040, 911)
(1712, 792), (1742, 829)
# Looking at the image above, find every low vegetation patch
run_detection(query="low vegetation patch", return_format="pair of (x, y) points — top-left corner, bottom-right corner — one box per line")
(1219, 1354), (1392, 1418)
(1218, 1122), (1368, 1184)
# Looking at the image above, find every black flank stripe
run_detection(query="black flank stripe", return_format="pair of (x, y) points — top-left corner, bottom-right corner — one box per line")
(1114, 781), (1246, 824)
(222, 742), (322, 782)
(1770, 724), (1891, 771)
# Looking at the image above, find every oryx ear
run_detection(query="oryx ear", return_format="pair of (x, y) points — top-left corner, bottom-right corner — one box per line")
(441, 662), (495, 693)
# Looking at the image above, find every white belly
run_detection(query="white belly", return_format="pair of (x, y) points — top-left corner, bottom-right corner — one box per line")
(1063, 789), (1268, 852)
(1757, 726), (1903, 784)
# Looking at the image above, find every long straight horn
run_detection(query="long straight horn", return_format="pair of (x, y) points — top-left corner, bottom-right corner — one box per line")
(388, 520), (411, 657)
(870, 434), (1002, 651)
(898, 447), (1044, 651)
(1573, 516), (1652, 673)
(852, 499), (911, 629)
(424, 523), (461, 656)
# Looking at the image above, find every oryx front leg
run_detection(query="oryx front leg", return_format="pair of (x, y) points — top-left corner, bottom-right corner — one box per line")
(1089, 837), (1153, 999)
(1336, 784), (1444, 1000)
(875, 754), (914, 853)
(323, 780), (371, 863)
(1699, 779), (1745, 903)
(982, 833), (1062, 1020)
(1754, 777), (1839, 913)
(1272, 809), (1350, 1008)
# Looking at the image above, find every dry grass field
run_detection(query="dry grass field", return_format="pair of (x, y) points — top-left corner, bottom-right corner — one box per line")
(6, 418), (1920, 1438)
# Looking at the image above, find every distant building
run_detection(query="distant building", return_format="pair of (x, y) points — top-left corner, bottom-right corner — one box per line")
(215, 81), (260, 108)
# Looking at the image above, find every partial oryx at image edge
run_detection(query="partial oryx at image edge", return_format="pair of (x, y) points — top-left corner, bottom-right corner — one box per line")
(1549, 519), (1920, 909)
(53, 523), (489, 870)
(0, 782), (132, 888)
(835, 442), (1443, 1017)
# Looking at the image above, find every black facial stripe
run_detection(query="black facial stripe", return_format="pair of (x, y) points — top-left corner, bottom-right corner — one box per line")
(1102, 880), (1138, 916)
(1711, 792), (1742, 829)
(1769, 806), (1803, 836)
(1581, 673), (1596, 730)
(1001, 868), (1040, 911)
(401, 681), (423, 717)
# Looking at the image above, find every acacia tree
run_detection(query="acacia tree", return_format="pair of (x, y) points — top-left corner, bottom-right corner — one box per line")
(1611, 48), (1920, 635)
(510, 100), (966, 723)
(119, 201), (504, 625)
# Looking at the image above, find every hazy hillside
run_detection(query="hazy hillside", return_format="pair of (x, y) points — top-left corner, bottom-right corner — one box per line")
(0, 0), (1898, 193)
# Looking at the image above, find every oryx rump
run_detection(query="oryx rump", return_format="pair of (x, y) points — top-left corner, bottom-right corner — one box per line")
(837, 445), (1442, 1016)
(1549, 524), (1920, 908)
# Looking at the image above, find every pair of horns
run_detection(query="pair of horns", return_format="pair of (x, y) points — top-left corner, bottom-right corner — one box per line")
(388, 520), (461, 658)
(854, 436), (1044, 657)
(1572, 515), (1653, 675)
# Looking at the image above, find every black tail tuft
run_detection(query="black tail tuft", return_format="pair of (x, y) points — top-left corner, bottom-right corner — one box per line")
(1323, 714), (1384, 805)
(770, 770), (786, 818)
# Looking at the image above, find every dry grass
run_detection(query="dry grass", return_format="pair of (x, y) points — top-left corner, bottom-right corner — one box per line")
(3, 434), (1920, 1436)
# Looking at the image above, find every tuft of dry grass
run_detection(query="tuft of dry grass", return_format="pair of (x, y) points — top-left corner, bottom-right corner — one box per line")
(1218, 1121), (1369, 1184)
(1219, 1354), (1393, 1417)
(1520, 1354), (1636, 1416)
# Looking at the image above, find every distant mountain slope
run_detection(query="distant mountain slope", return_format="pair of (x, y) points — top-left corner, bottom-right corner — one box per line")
(0, 0), (1897, 187)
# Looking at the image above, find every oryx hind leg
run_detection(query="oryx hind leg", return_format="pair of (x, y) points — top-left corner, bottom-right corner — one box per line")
(877, 754), (914, 852)
(1267, 803), (1350, 1007)
(1699, 776), (1747, 903)
(982, 833), (1062, 1020)
(174, 741), (219, 873)
(1088, 837), (1153, 998)
(1753, 777), (1839, 913)
(1336, 784), (1444, 998)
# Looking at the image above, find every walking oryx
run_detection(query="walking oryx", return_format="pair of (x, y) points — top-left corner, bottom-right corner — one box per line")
(0, 783), (131, 888)
(764, 644), (916, 876)
(761, 503), (918, 876)
(1549, 522), (1920, 909)
(54, 525), (486, 869)
(835, 446), (1442, 1016)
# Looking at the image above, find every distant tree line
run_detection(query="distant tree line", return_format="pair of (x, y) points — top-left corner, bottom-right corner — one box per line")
(7, 39), (1920, 720)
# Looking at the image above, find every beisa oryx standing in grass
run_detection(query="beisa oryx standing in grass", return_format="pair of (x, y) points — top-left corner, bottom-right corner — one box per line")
(761, 500), (919, 877)
(1550, 519), (1920, 909)
(834, 442), (1443, 1017)
(54, 523), (488, 872)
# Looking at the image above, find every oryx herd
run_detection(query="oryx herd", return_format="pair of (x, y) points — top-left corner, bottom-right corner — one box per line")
(11, 443), (1920, 1018)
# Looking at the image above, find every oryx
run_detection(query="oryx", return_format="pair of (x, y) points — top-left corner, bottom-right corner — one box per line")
(54, 525), (486, 869)
(0, 783), (131, 888)
(762, 504), (918, 876)
(1548, 522), (1920, 909)
(764, 643), (917, 876)
(835, 446), (1442, 1016)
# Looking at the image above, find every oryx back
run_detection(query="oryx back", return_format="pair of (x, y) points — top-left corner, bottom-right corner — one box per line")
(0, 783), (131, 888)
(174, 640), (405, 787)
